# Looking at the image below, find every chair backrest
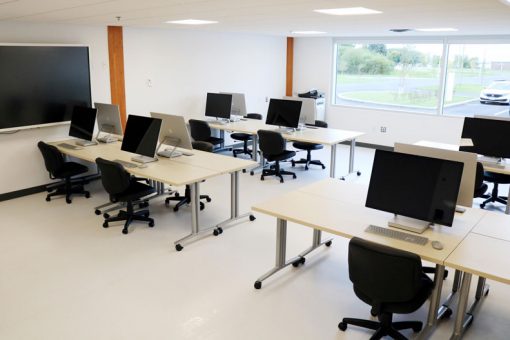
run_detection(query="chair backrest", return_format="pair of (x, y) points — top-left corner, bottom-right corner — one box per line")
(192, 141), (214, 153)
(189, 119), (212, 141)
(314, 120), (328, 128)
(258, 130), (286, 156)
(95, 158), (132, 195)
(474, 161), (486, 196)
(245, 113), (263, 120)
(37, 141), (65, 175)
(348, 237), (425, 305)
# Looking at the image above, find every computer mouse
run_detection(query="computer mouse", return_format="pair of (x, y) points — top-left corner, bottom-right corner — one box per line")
(431, 241), (444, 250)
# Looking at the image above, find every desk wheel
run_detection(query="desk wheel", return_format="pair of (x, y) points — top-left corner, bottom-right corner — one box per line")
(440, 307), (453, 319)
(148, 221), (154, 227)
(66, 197), (72, 204)
(242, 169), (247, 173)
(292, 257), (306, 267)
(213, 227), (223, 236)
(249, 215), (256, 221)
(175, 244), (183, 252)
(485, 288), (490, 297)
(338, 322), (347, 331)
(95, 209), (101, 215)
(250, 171), (255, 176)
(325, 240), (332, 247)
(357, 171), (361, 176)
(254, 281), (262, 289)
(46, 196), (51, 202)
(103, 222), (109, 228)
(122, 228), (128, 235)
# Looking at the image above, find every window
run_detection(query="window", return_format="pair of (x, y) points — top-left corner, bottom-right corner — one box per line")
(333, 40), (510, 117)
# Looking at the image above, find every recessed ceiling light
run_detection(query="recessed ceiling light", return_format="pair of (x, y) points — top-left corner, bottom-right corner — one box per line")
(314, 7), (382, 16)
(416, 28), (458, 32)
(166, 19), (218, 25)
(291, 31), (327, 35)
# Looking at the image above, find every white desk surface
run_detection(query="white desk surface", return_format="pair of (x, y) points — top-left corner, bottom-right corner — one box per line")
(168, 147), (256, 173)
(252, 179), (486, 264)
(51, 140), (241, 186)
(471, 211), (510, 241)
(208, 119), (364, 145)
(445, 233), (510, 284)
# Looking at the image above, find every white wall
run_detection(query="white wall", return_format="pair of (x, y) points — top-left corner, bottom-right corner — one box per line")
(293, 37), (464, 147)
(123, 28), (286, 119)
(0, 21), (111, 195)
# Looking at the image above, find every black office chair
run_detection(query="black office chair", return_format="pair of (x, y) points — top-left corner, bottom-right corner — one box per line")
(189, 119), (224, 148)
(37, 141), (90, 204)
(339, 237), (433, 339)
(474, 162), (489, 199)
(231, 113), (263, 158)
(258, 130), (296, 183)
(164, 141), (213, 212)
(480, 169), (510, 209)
(291, 120), (327, 170)
(96, 158), (155, 234)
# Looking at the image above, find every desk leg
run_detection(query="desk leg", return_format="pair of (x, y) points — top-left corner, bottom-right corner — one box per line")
(506, 186), (510, 214)
(340, 138), (362, 180)
(330, 144), (337, 178)
(451, 272), (473, 340)
(214, 171), (256, 235)
(421, 264), (445, 337)
(252, 134), (259, 162)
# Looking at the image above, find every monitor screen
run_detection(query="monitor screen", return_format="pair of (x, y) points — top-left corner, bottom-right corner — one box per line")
(68, 106), (97, 141)
(95, 103), (123, 135)
(366, 150), (463, 227)
(205, 93), (232, 119)
(460, 117), (510, 158)
(219, 92), (246, 116)
(266, 99), (302, 128)
(121, 115), (162, 158)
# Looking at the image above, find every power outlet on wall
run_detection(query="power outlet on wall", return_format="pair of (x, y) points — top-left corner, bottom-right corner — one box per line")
(380, 126), (387, 133)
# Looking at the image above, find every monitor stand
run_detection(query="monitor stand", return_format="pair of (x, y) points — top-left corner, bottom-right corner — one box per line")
(131, 155), (158, 164)
(388, 215), (431, 234)
(96, 125), (119, 143)
(75, 139), (98, 147)
(214, 117), (230, 125)
(156, 137), (183, 158)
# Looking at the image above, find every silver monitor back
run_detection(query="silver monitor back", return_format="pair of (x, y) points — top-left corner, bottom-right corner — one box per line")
(94, 102), (123, 135)
(220, 92), (246, 116)
(149, 112), (193, 150)
(394, 143), (477, 208)
(282, 96), (315, 124)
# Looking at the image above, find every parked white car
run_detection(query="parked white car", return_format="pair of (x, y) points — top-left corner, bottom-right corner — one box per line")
(480, 81), (510, 104)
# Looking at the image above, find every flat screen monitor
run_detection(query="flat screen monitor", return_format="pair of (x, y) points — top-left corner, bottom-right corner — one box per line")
(266, 99), (302, 128)
(121, 115), (162, 159)
(460, 117), (510, 158)
(394, 143), (477, 208)
(0, 45), (91, 131)
(150, 112), (193, 150)
(366, 150), (463, 228)
(205, 93), (232, 119)
(68, 106), (97, 141)
(219, 92), (246, 116)
(95, 103), (123, 135)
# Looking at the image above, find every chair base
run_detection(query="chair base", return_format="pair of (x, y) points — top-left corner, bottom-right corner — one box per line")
(103, 204), (154, 234)
(261, 161), (296, 183)
(291, 158), (326, 171)
(339, 313), (422, 340)
(480, 183), (508, 209)
(45, 178), (90, 204)
(165, 186), (211, 212)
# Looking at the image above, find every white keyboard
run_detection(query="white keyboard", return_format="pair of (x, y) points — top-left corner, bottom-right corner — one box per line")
(365, 225), (429, 246)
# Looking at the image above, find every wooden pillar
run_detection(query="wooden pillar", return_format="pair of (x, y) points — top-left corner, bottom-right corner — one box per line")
(107, 26), (127, 129)
(286, 37), (294, 97)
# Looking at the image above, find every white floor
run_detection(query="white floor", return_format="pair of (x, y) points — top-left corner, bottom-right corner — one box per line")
(1, 145), (510, 340)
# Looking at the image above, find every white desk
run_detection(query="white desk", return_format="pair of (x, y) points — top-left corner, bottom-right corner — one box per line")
(251, 179), (486, 335)
(209, 119), (364, 178)
(51, 140), (257, 250)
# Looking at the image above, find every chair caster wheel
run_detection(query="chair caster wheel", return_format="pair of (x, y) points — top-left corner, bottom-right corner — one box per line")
(206, 197), (212, 202)
(292, 257), (305, 267)
(144, 212), (150, 218)
(357, 171), (361, 176)
(46, 196), (51, 202)
(66, 198), (72, 204)
(200, 203), (205, 211)
(173, 206), (179, 212)
(175, 244), (183, 252)
(103, 213), (110, 219)
(242, 169), (247, 173)
(291, 161), (295, 167)
(370, 308), (377, 317)
(85, 192), (90, 198)
(122, 229), (128, 235)
(412, 324), (423, 333)
(304, 166), (308, 171)
(325, 240), (332, 247)
(441, 308), (453, 319)
(249, 215), (256, 221)
(164, 200), (170, 207)
(480, 204), (485, 209)
(260, 176), (264, 181)
(103, 222), (109, 228)
(254, 281), (262, 289)
(250, 171), (254, 176)
(175, 192), (180, 197)
(485, 289), (490, 296)
(95, 209), (101, 215)
(321, 165), (326, 169)
(280, 178), (284, 183)
(293, 174), (297, 179)
(213, 227), (223, 236)
(338, 322), (347, 331)
(148, 221), (154, 227)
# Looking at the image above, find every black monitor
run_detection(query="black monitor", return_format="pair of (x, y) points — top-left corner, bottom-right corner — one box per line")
(459, 117), (510, 159)
(121, 115), (162, 163)
(69, 106), (97, 144)
(266, 99), (302, 128)
(366, 150), (463, 230)
(205, 93), (232, 119)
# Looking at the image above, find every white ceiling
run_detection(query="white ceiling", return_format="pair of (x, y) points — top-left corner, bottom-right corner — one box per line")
(1, 0), (510, 37)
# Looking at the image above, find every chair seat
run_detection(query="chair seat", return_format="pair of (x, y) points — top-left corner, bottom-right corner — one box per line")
(293, 142), (323, 151)
(353, 273), (433, 315)
(231, 133), (252, 141)
(54, 162), (89, 178)
(115, 181), (156, 202)
(207, 137), (224, 146)
(265, 150), (296, 162)
(484, 172), (510, 183)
